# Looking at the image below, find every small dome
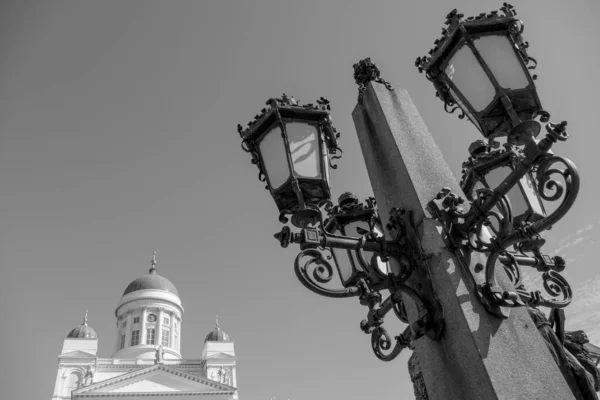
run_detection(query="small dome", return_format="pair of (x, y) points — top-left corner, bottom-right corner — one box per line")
(122, 255), (179, 297)
(205, 317), (230, 342)
(67, 310), (97, 339)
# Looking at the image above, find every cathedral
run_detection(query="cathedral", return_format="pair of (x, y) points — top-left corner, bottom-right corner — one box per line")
(51, 254), (239, 399)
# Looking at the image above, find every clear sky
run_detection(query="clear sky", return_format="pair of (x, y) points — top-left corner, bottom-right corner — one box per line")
(1, 1), (599, 399)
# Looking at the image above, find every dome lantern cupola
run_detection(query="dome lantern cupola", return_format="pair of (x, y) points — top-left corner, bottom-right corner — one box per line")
(205, 316), (231, 343)
(66, 309), (97, 339)
(122, 252), (179, 297)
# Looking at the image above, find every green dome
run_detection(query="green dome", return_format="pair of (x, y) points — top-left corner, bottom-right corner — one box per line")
(67, 311), (97, 339)
(67, 325), (97, 339)
(205, 321), (231, 343)
(122, 266), (179, 297)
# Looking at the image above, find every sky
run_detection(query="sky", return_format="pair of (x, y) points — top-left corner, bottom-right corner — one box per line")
(0, 1), (599, 399)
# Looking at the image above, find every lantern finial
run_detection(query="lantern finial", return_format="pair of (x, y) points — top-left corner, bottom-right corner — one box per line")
(352, 58), (393, 103)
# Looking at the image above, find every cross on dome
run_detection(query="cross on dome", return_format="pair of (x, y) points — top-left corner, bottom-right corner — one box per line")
(150, 251), (157, 274)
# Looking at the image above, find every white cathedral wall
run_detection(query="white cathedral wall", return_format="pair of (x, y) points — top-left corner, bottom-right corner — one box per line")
(202, 341), (235, 358)
(61, 338), (98, 355)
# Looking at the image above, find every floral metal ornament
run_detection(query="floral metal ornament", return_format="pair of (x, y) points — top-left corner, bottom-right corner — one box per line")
(415, 3), (541, 140)
(353, 58), (394, 104)
(273, 193), (444, 361)
(413, 4), (580, 318)
(429, 114), (579, 317)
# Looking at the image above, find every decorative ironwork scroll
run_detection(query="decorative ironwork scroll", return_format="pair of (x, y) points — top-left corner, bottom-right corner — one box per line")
(352, 58), (393, 104)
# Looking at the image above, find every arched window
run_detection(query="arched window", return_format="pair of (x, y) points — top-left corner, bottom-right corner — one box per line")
(66, 372), (81, 394)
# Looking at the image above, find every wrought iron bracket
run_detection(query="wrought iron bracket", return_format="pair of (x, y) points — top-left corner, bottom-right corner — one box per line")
(273, 202), (445, 361)
(431, 186), (574, 317)
(384, 208), (445, 341)
(273, 224), (403, 259)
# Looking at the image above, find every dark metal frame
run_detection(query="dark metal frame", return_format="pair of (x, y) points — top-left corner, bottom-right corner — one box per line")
(412, 4), (580, 317)
(416, 4), (541, 139)
(323, 193), (388, 288)
(460, 145), (546, 226)
(238, 95), (341, 227)
(272, 195), (444, 362)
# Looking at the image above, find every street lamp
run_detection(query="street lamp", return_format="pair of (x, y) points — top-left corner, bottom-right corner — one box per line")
(461, 139), (546, 227)
(415, 4), (541, 140)
(417, 4), (579, 314)
(238, 94), (341, 228)
(234, 5), (589, 398)
(237, 3), (580, 363)
(323, 192), (390, 290)
(239, 95), (440, 362)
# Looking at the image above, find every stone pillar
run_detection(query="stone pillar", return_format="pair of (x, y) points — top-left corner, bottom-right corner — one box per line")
(351, 81), (575, 400)
(408, 353), (428, 400)
(170, 311), (175, 350)
(125, 312), (133, 349)
(157, 307), (164, 347)
(114, 317), (121, 353)
(141, 307), (148, 345)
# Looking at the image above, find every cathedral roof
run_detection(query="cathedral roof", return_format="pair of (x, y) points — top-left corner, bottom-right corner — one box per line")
(205, 317), (231, 342)
(67, 310), (97, 339)
(122, 252), (179, 297)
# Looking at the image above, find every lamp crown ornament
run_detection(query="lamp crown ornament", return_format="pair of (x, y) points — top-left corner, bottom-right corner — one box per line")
(352, 57), (394, 103)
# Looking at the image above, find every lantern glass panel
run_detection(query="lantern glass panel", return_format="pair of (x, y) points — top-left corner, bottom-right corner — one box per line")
(369, 225), (390, 276)
(519, 172), (545, 219)
(449, 86), (482, 132)
(331, 222), (364, 286)
(345, 221), (388, 277)
(445, 44), (496, 112)
(286, 122), (322, 179)
(344, 221), (368, 272)
(258, 126), (290, 189)
(486, 166), (529, 219)
(474, 35), (529, 91)
(331, 247), (356, 286)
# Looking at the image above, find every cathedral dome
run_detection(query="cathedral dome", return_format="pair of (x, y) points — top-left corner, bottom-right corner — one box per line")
(205, 318), (230, 342)
(122, 268), (179, 296)
(122, 254), (179, 297)
(66, 310), (97, 339)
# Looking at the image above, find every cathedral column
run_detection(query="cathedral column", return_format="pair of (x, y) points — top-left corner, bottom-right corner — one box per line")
(157, 307), (164, 347)
(170, 311), (176, 350)
(114, 318), (121, 353)
(125, 311), (133, 349)
(140, 307), (148, 345)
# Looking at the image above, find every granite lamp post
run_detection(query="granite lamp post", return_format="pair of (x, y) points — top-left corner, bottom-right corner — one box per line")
(237, 4), (582, 399)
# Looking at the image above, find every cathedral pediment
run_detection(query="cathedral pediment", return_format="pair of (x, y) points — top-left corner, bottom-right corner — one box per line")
(59, 350), (96, 358)
(72, 364), (236, 399)
(207, 352), (237, 359)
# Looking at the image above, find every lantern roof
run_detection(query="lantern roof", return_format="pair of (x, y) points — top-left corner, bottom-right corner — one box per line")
(237, 94), (339, 152)
(415, 4), (528, 76)
(414, 3), (543, 139)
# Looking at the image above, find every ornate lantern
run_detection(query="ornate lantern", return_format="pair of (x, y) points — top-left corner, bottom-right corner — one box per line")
(323, 193), (390, 290)
(461, 139), (545, 225)
(418, 5), (580, 316)
(238, 94), (341, 228)
(416, 4), (541, 140)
